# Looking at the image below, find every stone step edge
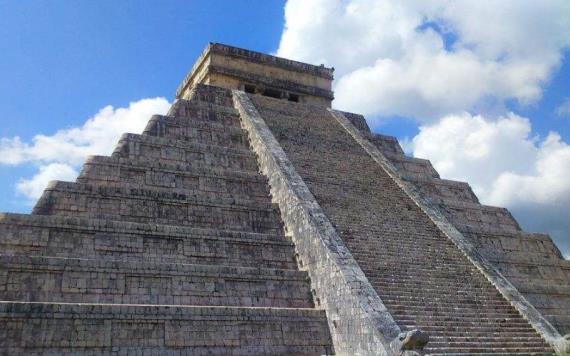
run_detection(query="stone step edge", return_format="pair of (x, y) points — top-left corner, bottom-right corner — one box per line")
(168, 98), (239, 116)
(55, 179), (271, 203)
(0, 254), (306, 279)
(434, 197), (516, 218)
(456, 222), (551, 241)
(144, 114), (245, 133)
(114, 133), (254, 157)
(0, 300), (325, 318)
(39, 181), (277, 212)
(81, 155), (265, 182)
(0, 213), (290, 244)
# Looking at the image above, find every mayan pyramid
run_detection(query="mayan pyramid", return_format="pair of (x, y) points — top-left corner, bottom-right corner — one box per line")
(1, 43), (569, 355)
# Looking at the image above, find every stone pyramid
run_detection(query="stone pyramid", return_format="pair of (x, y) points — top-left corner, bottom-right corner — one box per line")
(1, 43), (569, 355)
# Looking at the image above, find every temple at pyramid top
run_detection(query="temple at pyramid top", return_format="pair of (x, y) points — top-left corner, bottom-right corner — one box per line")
(176, 42), (335, 106)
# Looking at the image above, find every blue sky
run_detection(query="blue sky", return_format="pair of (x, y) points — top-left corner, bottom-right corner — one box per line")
(0, 0), (285, 211)
(1, 1), (569, 256)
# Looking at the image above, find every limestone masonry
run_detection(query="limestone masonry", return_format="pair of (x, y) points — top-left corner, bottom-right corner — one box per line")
(1, 42), (569, 355)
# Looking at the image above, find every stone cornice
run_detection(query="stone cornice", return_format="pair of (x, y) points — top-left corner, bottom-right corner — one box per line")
(209, 65), (334, 99)
(176, 43), (334, 99)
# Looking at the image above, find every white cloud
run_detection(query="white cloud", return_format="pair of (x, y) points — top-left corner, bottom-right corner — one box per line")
(16, 163), (79, 201)
(556, 97), (570, 118)
(0, 97), (170, 166)
(410, 113), (570, 256)
(277, 0), (570, 122)
(277, 0), (570, 256)
(1, 97), (170, 201)
(411, 113), (537, 196)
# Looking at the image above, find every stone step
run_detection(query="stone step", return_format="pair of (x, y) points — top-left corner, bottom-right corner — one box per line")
(365, 265), (485, 277)
(429, 335), (550, 343)
(143, 114), (248, 148)
(77, 156), (268, 185)
(112, 133), (259, 172)
(457, 223), (552, 241)
(167, 100), (239, 123)
(344, 244), (465, 257)
(369, 278), (499, 296)
(33, 181), (283, 233)
(397, 320), (537, 332)
(347, 242), (464, 254)
(425, 346), (553, 354)
(0, 213), (297, 269)
(364, 258), (481, 268)
(57, 179), (270, 204)
(428, 341), (550, 349)
(382, 298), (513, 308)
(367, 133), (404, 155)
(403, 325), (540, 335)
(388, 304), (518, 314)
(406, 175), (480, 204)
(356, 256), (476, 269)
(79, 155), (269, 193)
(391, 309), (521, 319)
(382, 153), (440, 178)
(459, 227), (564, 264)
(394, 316), (532, 326)
(370, 272), (491, 283)
(0, 256), (311, 308)
(175, 84), (235, 108)
(437, 198), (521, 232)
(0, 301), (333, 355)
(377, 290), (504, 302)
(380, 291), (505, 303)
(342, 233), (462, 245)
(430, 351), (553, 356)
(507, 278), (570, 295)
(352, 250), (471, 263)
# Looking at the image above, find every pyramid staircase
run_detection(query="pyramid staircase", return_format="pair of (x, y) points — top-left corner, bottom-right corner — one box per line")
(0, 85), (333, 354)
(369, 132), (570, 338)
(250, 95), (557, 355)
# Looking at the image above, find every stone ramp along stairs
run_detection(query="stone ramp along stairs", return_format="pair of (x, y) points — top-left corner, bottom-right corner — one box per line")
(250, 94), (559, 355)
(0, 86), (333, 355)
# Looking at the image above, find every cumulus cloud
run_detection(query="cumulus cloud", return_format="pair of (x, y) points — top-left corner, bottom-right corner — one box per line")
(410, 113), (570, 256)
(16, 163), (79, 201)
(411, 113), (537, 196)
(0, 98), (170, 166)
(556, 97), (570, 118)
(277, 0), (570, 122)
(1, 97), (170, 201)
(277, 0), (570, 256)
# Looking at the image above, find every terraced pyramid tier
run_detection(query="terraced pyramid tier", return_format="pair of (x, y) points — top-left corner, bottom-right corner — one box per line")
(251, 94), (555, 355)
(0, 85), (333, 355)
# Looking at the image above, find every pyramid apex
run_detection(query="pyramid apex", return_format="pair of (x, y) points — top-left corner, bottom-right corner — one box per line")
(176, 43), (334, 106)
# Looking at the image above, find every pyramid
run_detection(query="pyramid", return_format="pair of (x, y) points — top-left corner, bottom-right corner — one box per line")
(0, 43), (568, 355)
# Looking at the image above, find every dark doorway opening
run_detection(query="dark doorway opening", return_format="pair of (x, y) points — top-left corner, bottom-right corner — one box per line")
(262, 88), (282, 99)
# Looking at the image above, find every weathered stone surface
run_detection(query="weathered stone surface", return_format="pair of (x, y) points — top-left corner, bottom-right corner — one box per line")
(233, 90), (402, 355)
(0, 82), (333, 354)
(0, 213), (297, 268)
(176, 44), (334, 106)
(0, 302), (331, 355)
(391, 329), (429, 351)
(363, 116), (570, 340)
(250, 94), (558, 354)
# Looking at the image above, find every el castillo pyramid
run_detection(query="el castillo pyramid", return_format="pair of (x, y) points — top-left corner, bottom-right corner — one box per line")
(1, 43), (569, 355)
